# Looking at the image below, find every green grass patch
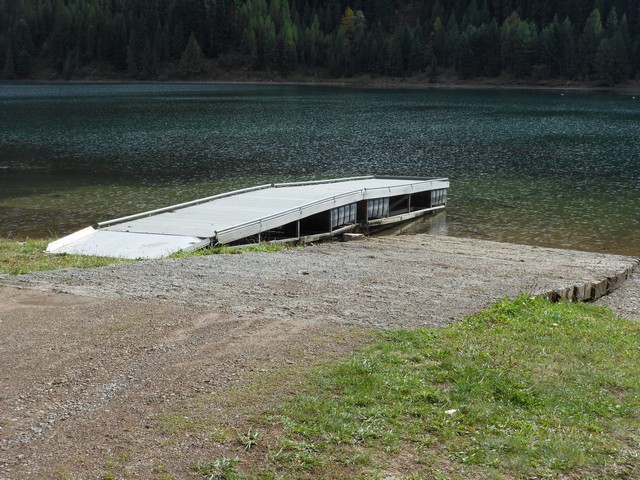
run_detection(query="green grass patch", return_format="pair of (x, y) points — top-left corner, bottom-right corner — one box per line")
(0, 238), (131, 274)
(193, 456), (240, 479)
(171, 242), (295, 258)
(236, 296), (640, 478)
(0, 238), (295, 275)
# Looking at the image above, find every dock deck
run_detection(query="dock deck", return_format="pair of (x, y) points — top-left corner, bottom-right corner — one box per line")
(46, 176), (449, 259)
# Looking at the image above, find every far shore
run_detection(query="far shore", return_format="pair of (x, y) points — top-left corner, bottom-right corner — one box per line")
(6, 69), (640, 94)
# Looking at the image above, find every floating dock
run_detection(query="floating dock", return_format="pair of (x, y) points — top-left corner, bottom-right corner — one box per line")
(46, 176), (449, 259)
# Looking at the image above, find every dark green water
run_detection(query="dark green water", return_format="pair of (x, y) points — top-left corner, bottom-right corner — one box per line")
(1, 82), (638, 255)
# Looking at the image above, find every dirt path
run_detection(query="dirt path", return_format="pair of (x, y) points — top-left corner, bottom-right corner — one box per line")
(1, 235), (637, 478)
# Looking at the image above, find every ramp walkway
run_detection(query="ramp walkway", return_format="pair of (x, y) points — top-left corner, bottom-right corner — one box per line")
(46, 176), (449, 259)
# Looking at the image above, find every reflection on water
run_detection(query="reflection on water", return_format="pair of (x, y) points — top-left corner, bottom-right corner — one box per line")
(380, 211), (448, 237)
(0, 83), (638, 255)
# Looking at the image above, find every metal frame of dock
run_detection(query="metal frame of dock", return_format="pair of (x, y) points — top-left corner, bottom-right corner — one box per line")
(46, 175), (449, 259)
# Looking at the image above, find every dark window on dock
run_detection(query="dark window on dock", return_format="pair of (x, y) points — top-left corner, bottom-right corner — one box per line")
(367, 198), (389, 219)
(256, 221), (299, 242)
(300, 210), (332, 235)
(432, 189), (446, 206)
(389, 195), (410, 216)
(331, 203), (357, 228)
(409, 191), (431, 211)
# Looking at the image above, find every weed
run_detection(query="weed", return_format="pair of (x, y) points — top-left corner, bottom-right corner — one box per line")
(152, 465), (167, 473)
(157, 413), (200, 434)
(238, 427), (260, 451)
(193, 456), (240, 479)
(54, 468), (72, 480)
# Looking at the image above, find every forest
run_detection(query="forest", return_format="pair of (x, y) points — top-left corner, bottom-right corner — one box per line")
(1, 0), (639, 84)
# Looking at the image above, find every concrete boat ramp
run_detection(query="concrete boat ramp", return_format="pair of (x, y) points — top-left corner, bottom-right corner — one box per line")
(46, 176), (449, 259)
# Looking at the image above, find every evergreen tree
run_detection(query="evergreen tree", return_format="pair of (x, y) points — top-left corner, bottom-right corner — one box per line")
(3, 45), (15, 78)
(328, 27), (349, 76)
(52, 0), (72, 66)
(442, 13), (460, 67)
(12, 18), (34, 77)
(409, 21), (428, 72)
(501, 12), (538, 77)
(431, 16), (445, 66)
(365, 23), (385, 73)
(429, 54), (438, 82)
(171, 20), (185, 58)
(179, 32), (204, 72)
(278, 21), (297, 74)
(610, 14), (631, 81)
(126, 43), (137, 76)
(456, 31), (476, 78)
(540, 15), (573, 77)
(594, 37), (614, 83)
(385, 31), (404, 76)
(579, 8), (603, 78)
(63, 49), (75, 79)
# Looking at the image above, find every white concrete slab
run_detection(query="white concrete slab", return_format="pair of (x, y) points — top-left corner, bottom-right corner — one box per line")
(47, 230), (208, 259)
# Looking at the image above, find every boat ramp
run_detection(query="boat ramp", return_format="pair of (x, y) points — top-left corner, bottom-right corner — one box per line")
(46, 175), (449, 259)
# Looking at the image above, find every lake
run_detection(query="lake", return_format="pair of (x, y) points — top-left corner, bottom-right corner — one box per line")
(0, 82), (638, 256)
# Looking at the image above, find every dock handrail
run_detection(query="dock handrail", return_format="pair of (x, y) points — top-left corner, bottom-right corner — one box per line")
(273, 176), (375, 188)
(215, 189), (362, 238)
(97, 175), (449, 233)
(97, 176), (375, 228)
(214, 178), (449, 239)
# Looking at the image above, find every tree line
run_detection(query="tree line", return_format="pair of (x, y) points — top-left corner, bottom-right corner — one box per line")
(1, 0), (639, 84)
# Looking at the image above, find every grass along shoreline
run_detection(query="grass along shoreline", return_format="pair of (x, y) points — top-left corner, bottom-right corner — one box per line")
(171, 296), (640, 479)
(0, 238), (131, 275)
(0, 238), (290, 275)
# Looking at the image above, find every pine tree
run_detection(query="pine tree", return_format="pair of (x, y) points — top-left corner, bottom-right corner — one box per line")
(456, 31), (475, 78)
(12, 18), (34, 77)
(594, 37), (614, 83)
(442, 13), (460, 67)
(385, 31), (403, 76)
(540, 15), (564, 77)
(409, 21), (427, 72)
(278, 21), (297, 74)
(329, 27), (349, 76)
(579, 8), (603, 78)
(52, 0), (72, 66)
(501, 12), (538, 77)
(63, 49), (74, 79)
(126, 43), (137, 76)
(429, 54), (438, 82)
(179, 32), (204, 72)
(610, 14), (631, 82)
(3, 45), (14, 78)
(431, 16), (445, 66)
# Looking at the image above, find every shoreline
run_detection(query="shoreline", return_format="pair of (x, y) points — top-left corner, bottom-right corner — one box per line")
(5, 73), (640, 94)
(3, 234), (638, 325)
